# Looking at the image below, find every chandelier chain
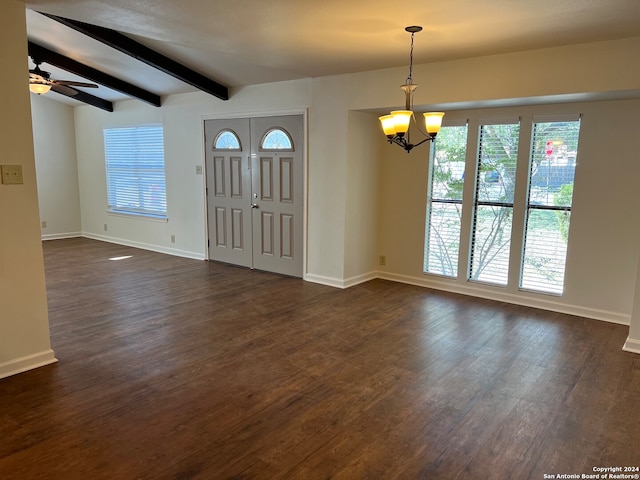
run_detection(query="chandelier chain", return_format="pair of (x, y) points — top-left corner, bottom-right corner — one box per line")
(406, 32), (415, 85)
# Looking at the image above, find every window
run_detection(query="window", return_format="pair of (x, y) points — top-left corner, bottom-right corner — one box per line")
(261, 128), (293, 150)
(423, 112), (582, 296)
(424, 123), (468, 276)
(520, 116), (580, 294)
(214, 129), (241, 150)
(470, 120), (520, 285)
(104, 125), (167, 219)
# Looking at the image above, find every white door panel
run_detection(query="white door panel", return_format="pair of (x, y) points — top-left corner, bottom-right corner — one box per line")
(250, 115), (304, 277)
(205, 115), (304, 277)
(205, 118), (252, 267)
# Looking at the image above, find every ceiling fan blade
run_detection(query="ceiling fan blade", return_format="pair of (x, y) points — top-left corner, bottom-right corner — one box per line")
(50, 84), (79, 96)
(53, 80), (98, 88)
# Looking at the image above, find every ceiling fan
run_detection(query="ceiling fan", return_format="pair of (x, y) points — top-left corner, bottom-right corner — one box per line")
(29, 58), (98, 95)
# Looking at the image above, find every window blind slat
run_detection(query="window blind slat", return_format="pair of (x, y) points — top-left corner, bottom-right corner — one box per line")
(521, 119), (581, 294)
(423, 125), (468, 277)
(104, 125), (167, 218)
(469, 122), (520, 285)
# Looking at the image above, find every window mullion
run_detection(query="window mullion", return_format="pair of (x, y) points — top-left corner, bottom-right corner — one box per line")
(508, 116), (533, 292)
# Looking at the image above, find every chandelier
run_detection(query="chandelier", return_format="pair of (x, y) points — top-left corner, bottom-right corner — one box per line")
(379, 26), (444, 153)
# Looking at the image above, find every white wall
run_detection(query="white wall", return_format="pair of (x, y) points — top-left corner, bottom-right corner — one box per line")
(305, 76), (350, 282)
(0, 1), (56, 379)
(343, 111), (384, 285)
(74, 80), (312, 260)
(31, 94), (81, 239)
(41, 32), (640, 355)
(377, 101), (640, 324)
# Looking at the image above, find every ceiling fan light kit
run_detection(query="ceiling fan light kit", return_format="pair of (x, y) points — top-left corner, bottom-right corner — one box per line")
(379, 26), (445, 153)
(29, 82), (51, 95)
(28, 57), (99, 96)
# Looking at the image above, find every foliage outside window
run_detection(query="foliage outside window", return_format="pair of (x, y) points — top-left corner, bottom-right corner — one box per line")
(470, 121), (521, 285)
(423, 113), (581, 296)
(424, 124), (468, 276)
(104, 125), (167, 219)
(520, 118), (580, 294)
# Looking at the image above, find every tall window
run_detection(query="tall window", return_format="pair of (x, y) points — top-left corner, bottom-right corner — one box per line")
(470, 120), (520, 285)
(104, 125), (167, 219)
(520, 116), (580, 294)
(424, 124), (468, 276)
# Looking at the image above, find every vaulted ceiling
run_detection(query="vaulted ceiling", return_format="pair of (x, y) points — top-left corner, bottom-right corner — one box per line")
(21, 0), (640, 108)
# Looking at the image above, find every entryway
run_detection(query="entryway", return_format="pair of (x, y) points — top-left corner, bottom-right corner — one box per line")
(204, 115), (304, 277)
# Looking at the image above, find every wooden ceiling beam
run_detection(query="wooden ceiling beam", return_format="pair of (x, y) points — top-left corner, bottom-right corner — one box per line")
(41, 13), (229, 101)
(28, 41), (162, 107)
(50, 84), (114, 112)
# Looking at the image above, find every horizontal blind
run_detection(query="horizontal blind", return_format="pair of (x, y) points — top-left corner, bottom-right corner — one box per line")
(104, 125), (167, 218)
(521, 118), (581, 294)
(470, 121), (520, 285)
(424, 125), (468, 276)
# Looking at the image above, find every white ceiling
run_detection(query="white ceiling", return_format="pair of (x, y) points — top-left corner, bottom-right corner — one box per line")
(20, 0), (640, 107)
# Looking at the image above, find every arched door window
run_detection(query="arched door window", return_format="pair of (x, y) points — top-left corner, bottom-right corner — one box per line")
(261, 128), (293, 151)
(213, 129), (241, 150)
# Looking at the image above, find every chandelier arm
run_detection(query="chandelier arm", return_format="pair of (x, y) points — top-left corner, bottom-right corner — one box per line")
(411, 112), (429, 138)
(410, 136), (436, 150)
(388, 136), (415, 153)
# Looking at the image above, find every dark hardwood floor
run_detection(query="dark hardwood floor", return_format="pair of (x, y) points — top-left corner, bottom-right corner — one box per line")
(1, 238), (639, 479)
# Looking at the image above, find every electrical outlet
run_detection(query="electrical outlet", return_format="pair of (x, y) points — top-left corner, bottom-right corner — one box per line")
(379, 255), (386, 266)
(171, 235), (176, 243)
(41, 221), (47, 228)
(104, 223), (108, 231)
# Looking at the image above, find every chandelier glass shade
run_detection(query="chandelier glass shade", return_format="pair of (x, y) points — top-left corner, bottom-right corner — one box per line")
(379, 26), (444, 153)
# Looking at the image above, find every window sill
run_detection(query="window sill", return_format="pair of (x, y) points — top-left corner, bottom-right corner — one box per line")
(107, 211), (169, 223)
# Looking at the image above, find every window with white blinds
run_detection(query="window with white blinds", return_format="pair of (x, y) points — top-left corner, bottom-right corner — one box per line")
(104, 125), (167, 219)
(520, 116), (581, 294)
(470, 120), (520, 285)
(424, 123), (468, 276)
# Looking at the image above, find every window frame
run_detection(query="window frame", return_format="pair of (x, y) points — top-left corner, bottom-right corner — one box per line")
(422, 110), (582, 297)
(213, 129), (242, 151)
(519, 114), (581, 295)
(103, 124), (168, 220)
(260, 128), (294, 151)
(469, 118), (521, 286)
(423, 120), (469, 278)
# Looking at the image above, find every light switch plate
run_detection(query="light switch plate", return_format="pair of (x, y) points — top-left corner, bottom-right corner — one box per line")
(1, 165), (24, 185)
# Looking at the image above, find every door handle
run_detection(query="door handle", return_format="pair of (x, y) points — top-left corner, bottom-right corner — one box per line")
(251, 203), (260, 209)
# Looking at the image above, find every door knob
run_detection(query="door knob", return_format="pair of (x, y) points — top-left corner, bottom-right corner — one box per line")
(251, 203), (260, 209)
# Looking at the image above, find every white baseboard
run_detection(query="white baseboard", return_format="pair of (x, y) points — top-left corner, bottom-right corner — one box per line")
(304, 271), (391, 289)
(0, 349), (58, 380)
(304, 273), (347, 288)
(376, 271), (630, 326)
(82, 233), (205, 260)
(42, 232), (82, 241)
(623, 337), (640, 355)
(343, 271), (378, 288)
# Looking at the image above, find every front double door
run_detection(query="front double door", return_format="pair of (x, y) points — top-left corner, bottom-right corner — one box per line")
(205, 115), (304, 277)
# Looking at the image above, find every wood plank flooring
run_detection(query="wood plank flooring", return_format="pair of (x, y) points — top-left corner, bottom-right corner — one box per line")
(1, 237), (639, 479)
